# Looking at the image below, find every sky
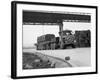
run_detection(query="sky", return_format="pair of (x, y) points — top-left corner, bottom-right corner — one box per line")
(23, 22), (91, 48)
(23, 25), (59, 48)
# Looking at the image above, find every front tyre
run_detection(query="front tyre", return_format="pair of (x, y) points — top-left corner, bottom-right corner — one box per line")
(72, 44), (75, 48)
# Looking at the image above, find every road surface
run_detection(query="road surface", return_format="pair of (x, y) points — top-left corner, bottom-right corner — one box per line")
(23, 48), (91, 67)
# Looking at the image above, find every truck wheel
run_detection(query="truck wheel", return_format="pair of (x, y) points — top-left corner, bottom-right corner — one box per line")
(72, 44), (75, 48)
(61, 45), (66, 49)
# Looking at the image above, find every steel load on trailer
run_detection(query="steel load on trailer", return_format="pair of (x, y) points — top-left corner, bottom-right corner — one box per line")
(75, 30), (91, 47)
(36, 34), (55, 50)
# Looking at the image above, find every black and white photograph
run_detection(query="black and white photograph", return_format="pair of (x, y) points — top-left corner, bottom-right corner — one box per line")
(11, 1), (97, 79)
(23, 10), (91, 69)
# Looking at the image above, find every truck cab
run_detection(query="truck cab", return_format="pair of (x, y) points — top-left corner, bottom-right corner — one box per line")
(59, 30), (75, 49)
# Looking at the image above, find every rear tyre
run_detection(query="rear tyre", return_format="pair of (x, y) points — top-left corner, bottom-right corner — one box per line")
(72, 44), (75, 48)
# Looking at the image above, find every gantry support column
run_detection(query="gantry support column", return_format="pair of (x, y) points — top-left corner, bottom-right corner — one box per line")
(58, 20), (64, 49)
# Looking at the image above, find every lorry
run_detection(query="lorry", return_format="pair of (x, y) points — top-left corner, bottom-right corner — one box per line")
(35, 29), (91, 50)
